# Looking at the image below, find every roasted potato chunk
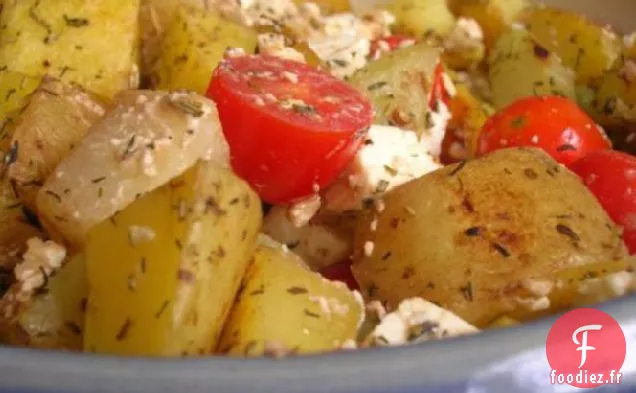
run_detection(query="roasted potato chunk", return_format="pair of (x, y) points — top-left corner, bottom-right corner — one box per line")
(36, 91), (228, 249)
(349, 43), (441, 137)
(449, 0), (530, 48)
(84, 161), (262, 356)
(443, 81), (492, 162)
(387, 0), (456, 39)
(0, 0), (141, 98)
(489, 28), (576, 109)
(526, 6), (621, 85)
(0, 71), (40, 150)
(352, 148), (627, 327)
(0, 253), (86, 350)
(7, 77), (107, 213)
(151, 6), (257, 94)
(0, 180), (42, 273)
(218, 236), (362, 356)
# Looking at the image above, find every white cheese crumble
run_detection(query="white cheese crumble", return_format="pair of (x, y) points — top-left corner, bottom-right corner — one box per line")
(367, 298), (478, 346)
(287, 194), (322, 228)
(257, 33), (307, 63)
(577, 270), (636, 299)
(262, 206), (353, 270)
(14, 238), (66, 296)
(128, 225), (157, 246)
(322, 125), (442, 212)
(444, 17), (484, 52)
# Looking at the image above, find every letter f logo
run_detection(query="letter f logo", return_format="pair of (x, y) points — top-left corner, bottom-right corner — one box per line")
(572, 324), (603, 368)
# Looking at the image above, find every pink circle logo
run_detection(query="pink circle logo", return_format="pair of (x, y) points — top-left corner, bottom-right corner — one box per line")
(546, 308), (626, 388)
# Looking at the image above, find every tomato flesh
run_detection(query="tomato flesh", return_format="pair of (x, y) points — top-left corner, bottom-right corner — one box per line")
(570, 150), (636, 254)
(477, 96), (611, 166)
(207, 55), (373, 204)
(320, 261), (359, 291)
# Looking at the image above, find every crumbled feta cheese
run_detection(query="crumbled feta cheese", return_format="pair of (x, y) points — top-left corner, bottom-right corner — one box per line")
(263, 206), (353, 270)
(257, 33), (307, 63)
(225, 47), (246, 58)
(577, 270), (636, 299)
(14, 238), (66, 295)
(515, 296), (551, 312)
(521, 278), (554, 297)
(368, 298), (478, 346)
(287, 194), (322, 228)
(444, 17), (484, 52)
(341, 339), (358, 350)
(128, 225), (156, 246)
(322, 125), (442, 212)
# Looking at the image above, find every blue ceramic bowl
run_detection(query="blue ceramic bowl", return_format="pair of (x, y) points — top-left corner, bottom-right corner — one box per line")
(0, 295), (634, 393)
(1, 1), (635, 392)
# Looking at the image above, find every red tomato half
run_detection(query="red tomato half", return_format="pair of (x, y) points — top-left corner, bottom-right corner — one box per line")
(477, 96), (611, 166)
(429, 62), (451, 109)
(570, 150), (636, 254)
(320, 261), (359, 291)
(207, 55), (373, 204)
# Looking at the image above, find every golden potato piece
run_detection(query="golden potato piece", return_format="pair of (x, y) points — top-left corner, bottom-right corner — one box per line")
(0, 0), (141, 98)
(218, 236), (362, 356)
(526, 6), (621, 85)
(36, 90), (228, 249)
(151, 6), (257, 94)
(84, 161), (262, 356)
(7, 77), (107, 213)
(352, 147), (627, 327)
(0, 253), (86, 350)
(349, 43), (441, 137)
(387, 0), (456, 39)
(489, 28), (576, 109)
(449, 0), (530, 48)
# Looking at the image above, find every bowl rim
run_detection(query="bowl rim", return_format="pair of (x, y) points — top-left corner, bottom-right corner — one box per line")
(0, 294), (634, 393)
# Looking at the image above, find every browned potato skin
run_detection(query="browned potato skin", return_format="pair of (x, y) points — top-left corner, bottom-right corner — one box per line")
(352, 148), (627, 327)
(7, 77), (108, 213)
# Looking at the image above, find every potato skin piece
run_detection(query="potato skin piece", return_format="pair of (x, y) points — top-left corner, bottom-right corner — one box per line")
(488, 28), (576, 109)
(0, 0), (140, 98)
(217, 237), (362, 356)
(36, 90), (228, 249)
(151, 6), (257, 94)
(348, 43), (440, 137)
(0, 254), (87, 351)
(7, 77), (107, 213)
(84, 162), (262, 356)
(352, 147), (627, 327)
(526, 6), (621, 85)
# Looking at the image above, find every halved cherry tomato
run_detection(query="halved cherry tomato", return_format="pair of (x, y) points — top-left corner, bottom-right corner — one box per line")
(429, 62), (451, 109)
(207, 55), (373, 204)
(477, 96), (611, 166)
(570, 150), (636, 254)
(369, 34), (415, 59)
(320, 260), (359, 291)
